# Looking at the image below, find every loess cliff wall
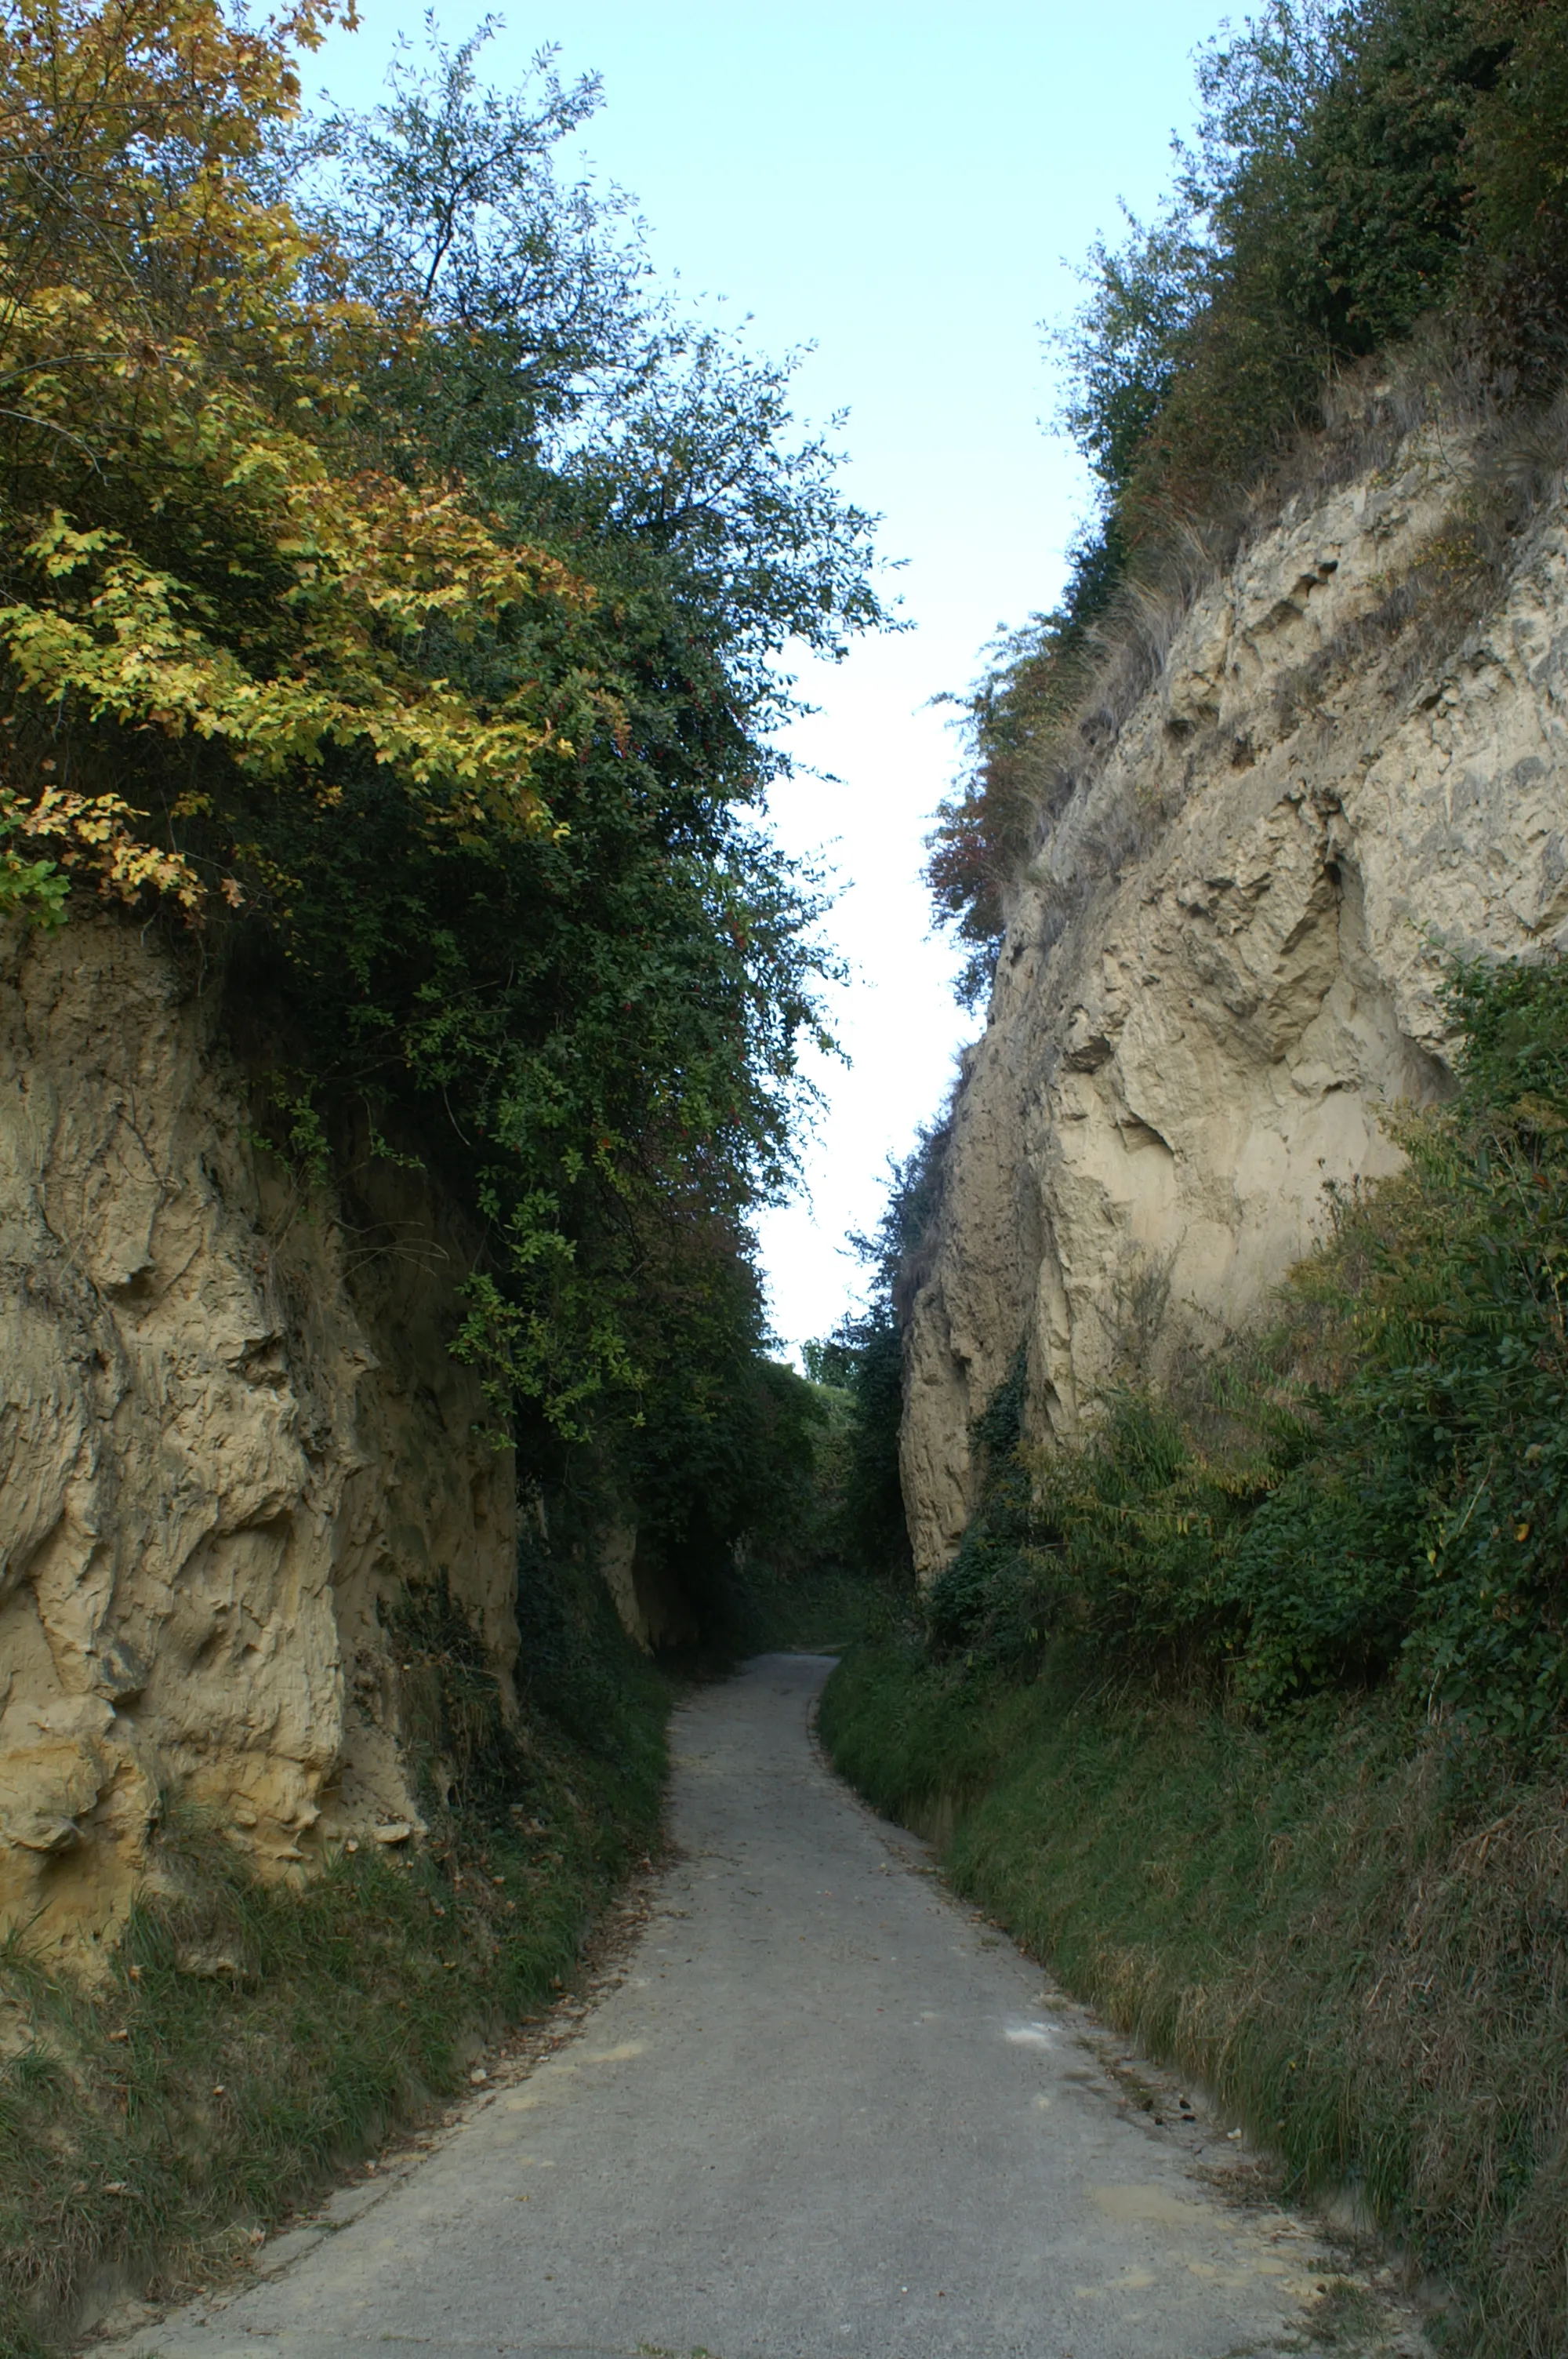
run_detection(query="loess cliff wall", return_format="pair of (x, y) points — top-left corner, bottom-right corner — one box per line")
(904, 423), (1568, 1579)
(0, 918), (521, 1963)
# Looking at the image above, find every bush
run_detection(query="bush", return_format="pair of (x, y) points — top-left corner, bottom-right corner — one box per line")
(804, 1131), (951, 1583)
(924, 955), (1568, 1753)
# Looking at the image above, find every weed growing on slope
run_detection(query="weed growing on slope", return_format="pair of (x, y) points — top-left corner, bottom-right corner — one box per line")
(822, 954), (1568, 2356)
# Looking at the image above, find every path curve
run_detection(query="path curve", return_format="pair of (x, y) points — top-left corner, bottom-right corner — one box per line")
(121, 1655), (1417, 2359)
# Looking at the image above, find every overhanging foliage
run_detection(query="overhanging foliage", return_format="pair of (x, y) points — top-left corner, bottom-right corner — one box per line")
(0, 2), (891, 1500)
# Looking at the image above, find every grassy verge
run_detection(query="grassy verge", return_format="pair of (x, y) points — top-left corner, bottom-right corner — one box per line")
(820, 1637), (1568, 2359)
(0, 1567), (669, 2359)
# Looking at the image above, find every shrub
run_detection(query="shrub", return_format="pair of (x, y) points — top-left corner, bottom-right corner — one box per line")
(926, 956), (1568, 1753)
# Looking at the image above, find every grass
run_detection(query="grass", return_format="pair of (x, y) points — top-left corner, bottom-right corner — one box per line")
(0, 1572), (670, 2359)
(820, 1636), (1568, 2359)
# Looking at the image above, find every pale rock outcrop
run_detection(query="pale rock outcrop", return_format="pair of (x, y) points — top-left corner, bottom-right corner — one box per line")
(904, 431), (1568, 1579)
(592, 1521), (695, 1654)
(0, 919), (517, 1961)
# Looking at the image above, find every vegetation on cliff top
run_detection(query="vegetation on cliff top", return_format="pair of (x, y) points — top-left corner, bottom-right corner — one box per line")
(0, 0), (885, 1578)
(927, 0), (1568, 1001)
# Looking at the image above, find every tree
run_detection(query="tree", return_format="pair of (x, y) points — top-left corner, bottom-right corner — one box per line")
(0, 0), (891, 1528)
(0, 0), (582, 921)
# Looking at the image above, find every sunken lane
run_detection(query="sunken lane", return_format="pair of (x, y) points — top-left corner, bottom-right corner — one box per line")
(114, 1656), (1420, 2359)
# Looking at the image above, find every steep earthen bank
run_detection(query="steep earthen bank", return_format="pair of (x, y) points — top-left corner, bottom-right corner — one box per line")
(0, 918), (522, 1961)
(903, 426), (1568, 1576)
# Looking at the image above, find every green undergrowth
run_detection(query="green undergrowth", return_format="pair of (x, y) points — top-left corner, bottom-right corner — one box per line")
(920, 958), (1568, 1746)
(0, 1565), (669, 2359)
(821, 956), (1568, 2356)
(724, 1554), (908, 1661)
(821, 1631), (1568, 2359)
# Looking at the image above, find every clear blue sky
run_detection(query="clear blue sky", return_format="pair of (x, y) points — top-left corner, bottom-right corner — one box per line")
(307, 2), (1229, 1354)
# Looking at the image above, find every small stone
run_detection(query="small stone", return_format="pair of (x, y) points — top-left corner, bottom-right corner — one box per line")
(470, 2066), (488, 2084)
(372, 1821), (412, 1845)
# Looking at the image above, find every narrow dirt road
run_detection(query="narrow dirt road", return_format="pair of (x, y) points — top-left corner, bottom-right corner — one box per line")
(122, 1656), (1421, 2359)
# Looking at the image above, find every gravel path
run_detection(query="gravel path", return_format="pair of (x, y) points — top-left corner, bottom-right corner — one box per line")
(120, 1653), (1421, 2359)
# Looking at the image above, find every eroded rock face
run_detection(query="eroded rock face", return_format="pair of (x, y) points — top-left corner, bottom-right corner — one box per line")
(903, 434), (1568, 1579)
(0, 920), (518, 1961)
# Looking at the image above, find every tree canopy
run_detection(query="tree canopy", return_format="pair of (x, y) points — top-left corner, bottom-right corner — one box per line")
(0, 0), (891, 1572)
